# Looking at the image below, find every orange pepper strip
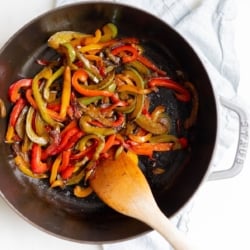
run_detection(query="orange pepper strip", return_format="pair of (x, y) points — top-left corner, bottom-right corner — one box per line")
(72, 69), (114, 97)
(101, 134), (117, 154)
(129, 142), (173, 158)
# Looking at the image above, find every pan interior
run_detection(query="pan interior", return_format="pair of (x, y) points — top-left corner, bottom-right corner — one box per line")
(0, 2), (217, 243)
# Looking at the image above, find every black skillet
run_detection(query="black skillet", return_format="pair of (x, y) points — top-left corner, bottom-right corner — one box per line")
(0, 2), (217, 243)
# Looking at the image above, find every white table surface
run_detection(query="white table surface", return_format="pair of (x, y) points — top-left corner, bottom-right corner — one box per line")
(0, 1), (249, 249)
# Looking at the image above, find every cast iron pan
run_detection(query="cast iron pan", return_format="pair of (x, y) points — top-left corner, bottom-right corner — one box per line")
(0, 2), (217, 243)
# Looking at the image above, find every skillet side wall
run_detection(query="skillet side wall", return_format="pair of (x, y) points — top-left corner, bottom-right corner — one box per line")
(0, 3), (217, 243)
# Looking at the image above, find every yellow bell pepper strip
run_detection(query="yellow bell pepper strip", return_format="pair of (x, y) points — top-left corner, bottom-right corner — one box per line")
(149, 134), (179, 143)
(14, 154), (47, 178)
(21, 134), (32, 153)
(79, 115), (116, 136)
(137, 55), (167, 76)
(129, 142), (173, 158)
(100, 23), (118, 42)
(48, 30), (89, 50)
(8, 78), (32, 103)
(32, 67), (60, 127)
(31, 143), (48, 174)
(148, 77), (191, 102)
(5, 98), (26, 143)
(59, 66), (71, 119)
(26, 107), (49, 146)
(49, 153), (62, 184)
(150, 105), (166, 121)
(84, 29), (102, 45)
(128, 132), (152, 143)
(72, 69), (114, 97)
(111, 45), (138, 63)
(135, 114), (169, 135)
(34, 111), (49, 138)
(73, 185), (93, 198)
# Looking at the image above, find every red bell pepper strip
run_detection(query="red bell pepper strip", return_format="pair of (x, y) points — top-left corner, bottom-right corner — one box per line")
(42, 127), (80, 159)
(61, 165), (75, 180)
(63, 130), (85, 151)
(9, 98), (26, 127)
(137, 55), (167, 76)
(8, 79), (32, 103)
(58, 149), (71, 172)
(111, 45), (138, 63)
(72, 69), (114, 97)
(148, 77), (191, 102)
(31, 143), (48, 174)
(70, 141), (98, 160)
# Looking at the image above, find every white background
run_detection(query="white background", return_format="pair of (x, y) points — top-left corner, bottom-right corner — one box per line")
(0, 1), (250, 249)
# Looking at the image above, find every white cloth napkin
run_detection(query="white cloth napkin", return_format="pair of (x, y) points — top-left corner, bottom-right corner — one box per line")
(54, 0), (239, 249)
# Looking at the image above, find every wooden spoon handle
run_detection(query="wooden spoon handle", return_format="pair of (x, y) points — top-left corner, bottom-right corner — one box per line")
(138, 205), (197, 250)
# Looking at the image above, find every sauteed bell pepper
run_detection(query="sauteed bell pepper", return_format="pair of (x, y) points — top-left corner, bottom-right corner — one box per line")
(148, 77), (191, 102)
(72, 69), (114, 97)
(5, 22), (198, 199)
(8, 78), (32, 103)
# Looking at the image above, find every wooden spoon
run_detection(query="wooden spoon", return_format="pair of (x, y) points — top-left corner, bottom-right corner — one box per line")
(89, 150), (198, 250)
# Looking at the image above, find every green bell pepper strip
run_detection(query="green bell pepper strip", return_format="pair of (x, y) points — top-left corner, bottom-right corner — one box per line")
(60, 42), (76, 64)
(84, 70), (115, 90)
(43, 66), (65, 101)
(32, 67), (60, 127)
(123, 68), (145, 119)
(79, 115), (116, 136)
(135, 114), (169, 135)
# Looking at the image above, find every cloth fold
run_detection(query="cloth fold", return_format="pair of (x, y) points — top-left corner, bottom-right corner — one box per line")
(54, 0), (239, 249)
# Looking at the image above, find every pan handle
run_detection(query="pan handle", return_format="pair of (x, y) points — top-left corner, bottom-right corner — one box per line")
(208, 96), (249, 181)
